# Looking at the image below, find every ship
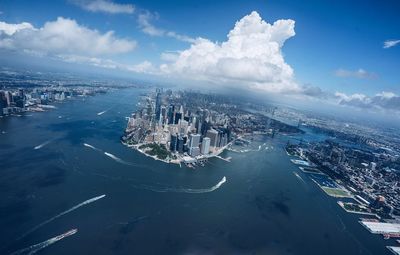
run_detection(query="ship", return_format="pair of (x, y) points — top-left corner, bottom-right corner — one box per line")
(55, 228), (78, 241)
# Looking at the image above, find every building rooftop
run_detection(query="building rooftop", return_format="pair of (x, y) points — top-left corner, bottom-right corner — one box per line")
(361, 221), (400, 234)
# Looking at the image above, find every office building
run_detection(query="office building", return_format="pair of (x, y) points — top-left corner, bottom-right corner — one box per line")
(155, 89), (162, 121)
(177, 136), (184, 153)
(170, 133), (178, 152)
(189, 133), (201, 148)
(206, 129), (219, 147)
(174, 112), (182, 124)
(201, 137), (210, 155)
(189, 147), (200, 157)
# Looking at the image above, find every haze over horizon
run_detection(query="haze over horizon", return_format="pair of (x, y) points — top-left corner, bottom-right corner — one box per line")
(2, 2), (400, 255)
(1, 0), (400, 116)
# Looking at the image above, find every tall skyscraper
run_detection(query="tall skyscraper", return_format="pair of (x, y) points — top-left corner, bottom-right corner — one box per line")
(5, 91), (12, 107)
(155, 89), (162, 121)
(161, 106), (167, 124)
(167, 104), (175, 124)
(179, 119), (189, 136)
(201, 137), (210, 155)
(177, 136), (184, 153)
(206, 129), (219, 147)
(189, 133), (201, 148)
(170, 133), (178, 152)
(174, 112), (182, 124)
(0, 91), (7, 115)
(189, 133), (201, 157)
(201, 120), (210, 136)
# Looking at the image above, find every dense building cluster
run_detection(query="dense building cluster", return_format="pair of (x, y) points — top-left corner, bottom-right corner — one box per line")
(288, 139), (400, 218)
(0, 89), (26, 115)
(124, 89), (233, 159)
(0, 86), (108, 116)
(123, 89), (302, 163)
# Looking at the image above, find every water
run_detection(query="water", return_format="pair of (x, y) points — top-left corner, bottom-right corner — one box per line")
(0, 88), (394, 254)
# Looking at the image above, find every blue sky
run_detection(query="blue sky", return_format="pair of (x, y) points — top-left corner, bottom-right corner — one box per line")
(0, 0), (400, 112)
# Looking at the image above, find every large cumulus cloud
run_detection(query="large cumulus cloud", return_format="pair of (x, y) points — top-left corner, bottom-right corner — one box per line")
(0, 17), (136, 57)
(160, 11), (299, 93)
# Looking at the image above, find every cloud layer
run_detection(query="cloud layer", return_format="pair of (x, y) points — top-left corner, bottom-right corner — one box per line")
(335, 91), (400, 112)
(0, 21), (33, 36)
(71, 0), (134, 14)
(0, 17), (136, 56)
(160, 11), (298, 93)
(335, 68), (376, 79)
(137, 12), (195, 43)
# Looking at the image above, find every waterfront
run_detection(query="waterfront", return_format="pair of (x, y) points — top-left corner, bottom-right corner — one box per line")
(0, 88), (394, 254)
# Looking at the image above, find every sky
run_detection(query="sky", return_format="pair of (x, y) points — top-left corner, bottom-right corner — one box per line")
(0, 0), (400, 114)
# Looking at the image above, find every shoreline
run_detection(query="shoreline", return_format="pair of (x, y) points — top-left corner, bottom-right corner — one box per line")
(121, 139), (233, 167)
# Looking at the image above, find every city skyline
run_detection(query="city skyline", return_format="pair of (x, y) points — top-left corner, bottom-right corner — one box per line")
(1, 0), (400, 116)
(3, 2), (400, 255)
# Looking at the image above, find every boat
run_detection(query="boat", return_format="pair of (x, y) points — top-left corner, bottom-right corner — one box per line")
(55, 229), (78, 241)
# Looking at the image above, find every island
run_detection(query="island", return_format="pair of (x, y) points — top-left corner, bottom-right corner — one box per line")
(122, 89), (302, 167)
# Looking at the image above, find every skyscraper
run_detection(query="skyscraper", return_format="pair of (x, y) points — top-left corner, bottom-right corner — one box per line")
(167, 104), (175, 124)
(189, 133), (201, 156)
(155, 88), (162, 121)
(161, 106), (167, 124)
(179, 119), (189, 136)
(189, 133), (201, 148)
(206, 129), (219, 148)
(0, 91), (7, 115)
(174, 112), (182, 124)
(177, 136), (184, 153)
(201, 137), (210, 155)
(170, 133), (178, 152)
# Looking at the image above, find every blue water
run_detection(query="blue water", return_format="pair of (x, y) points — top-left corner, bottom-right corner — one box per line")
(0, 88), (394, 254)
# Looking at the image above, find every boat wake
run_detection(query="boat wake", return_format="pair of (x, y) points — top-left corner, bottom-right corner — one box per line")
(104, 152), (134, 166)
(97, 107), (111, 116)
(97, 110), (107, 116)
(11, 229), (77, 255)
(83, 143), (137, 166)
(132, 176), (227, 194)
(33, 139), (53, 150)
(83, 143), (101, 152)
(293, 171), (306, 184)
(17, 195), (105, 241)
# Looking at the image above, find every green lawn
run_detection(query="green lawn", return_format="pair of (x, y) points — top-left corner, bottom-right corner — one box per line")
(139, 143), (172, 160)
(321, 187), (351, 197)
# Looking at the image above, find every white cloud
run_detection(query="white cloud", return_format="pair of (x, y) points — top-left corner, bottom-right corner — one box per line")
(127, 60), (157, 73)
(165, 31), (196, 43)
(334, 68), (376, 79)
(383, 39), (400, 49)
(160, 51), (179, 62)
(0, 21), (34, 35)
(137, 12), (164, 36)
(137, 11), (195, 43)
(58, 54), (158, 75)
(58, 54), (119, 69)
(335, 92), (368, 102)
(0, 17), (136, 56)
(160, 11), (298, 93)
(335, 91), (400, 112)
(335, 68), (377, 79)
(71, 0), (134, 14)
(376, 91), (396, 99)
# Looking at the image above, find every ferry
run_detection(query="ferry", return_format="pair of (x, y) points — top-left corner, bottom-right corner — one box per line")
(55, 229), (78, 241)
(384, 233), (400, 240)
(360, 218), (379, 222)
